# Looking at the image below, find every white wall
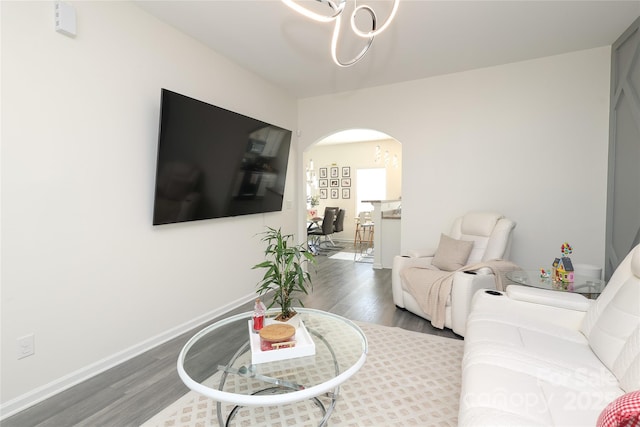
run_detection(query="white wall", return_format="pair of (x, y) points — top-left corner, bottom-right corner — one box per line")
(1, 1), (298, 413)
(298, 47), (611, 271)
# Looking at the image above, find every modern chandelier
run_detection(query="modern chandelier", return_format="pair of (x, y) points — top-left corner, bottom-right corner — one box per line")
(282, 0), (400, 67)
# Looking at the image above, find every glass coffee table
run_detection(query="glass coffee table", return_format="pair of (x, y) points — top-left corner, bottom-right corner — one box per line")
(177, 308), (368, 426)
(506, 270), (606, 297)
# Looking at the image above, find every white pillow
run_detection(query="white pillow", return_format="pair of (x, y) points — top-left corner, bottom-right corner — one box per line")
(432, 234), (474, 271)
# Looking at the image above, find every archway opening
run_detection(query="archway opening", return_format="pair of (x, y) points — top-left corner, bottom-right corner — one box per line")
(302, 129), (402, 268)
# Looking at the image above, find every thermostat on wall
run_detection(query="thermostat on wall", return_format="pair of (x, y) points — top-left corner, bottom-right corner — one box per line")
(55, 1), (77, 37)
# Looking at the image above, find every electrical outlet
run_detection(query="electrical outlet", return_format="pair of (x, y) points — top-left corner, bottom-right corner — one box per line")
(17, 334), (35, 359)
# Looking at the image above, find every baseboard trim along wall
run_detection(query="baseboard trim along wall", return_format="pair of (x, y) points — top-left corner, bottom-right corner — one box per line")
(0, 292), (259, 420)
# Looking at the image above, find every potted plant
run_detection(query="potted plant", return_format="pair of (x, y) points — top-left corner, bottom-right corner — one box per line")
(253, 227), (316, 324)
(307, 195), (320, 208)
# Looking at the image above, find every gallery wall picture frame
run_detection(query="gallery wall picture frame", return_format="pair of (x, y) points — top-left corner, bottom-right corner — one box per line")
(342, 188), (350, 199)
(330, 179), (339, 187)
(319, 168), (327, 179)
(330, 166), (339, 178)
(330, 188), (339, 199)
(341, 178), (351, 187)
(319, 179), (328, 188)
(342, 166), (350, 177)
(319, 188), (328, 199)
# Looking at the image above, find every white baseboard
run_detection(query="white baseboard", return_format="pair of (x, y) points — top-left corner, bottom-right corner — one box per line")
(0, 292), (258, 420)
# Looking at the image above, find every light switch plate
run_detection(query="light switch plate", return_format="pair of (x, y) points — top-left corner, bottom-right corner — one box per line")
(17, 334), (35, 359)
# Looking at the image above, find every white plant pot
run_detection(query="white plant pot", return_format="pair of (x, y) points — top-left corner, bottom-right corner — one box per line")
(267, 311), (301, 329)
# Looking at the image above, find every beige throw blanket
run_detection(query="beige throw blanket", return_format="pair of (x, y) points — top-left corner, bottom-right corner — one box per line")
(401, 260), (521, 329)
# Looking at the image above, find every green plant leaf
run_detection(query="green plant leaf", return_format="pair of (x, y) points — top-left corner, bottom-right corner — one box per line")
(252, 227), (316, 318)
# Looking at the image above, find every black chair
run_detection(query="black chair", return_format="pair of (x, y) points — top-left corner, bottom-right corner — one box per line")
(307, 208), (336, 254)
(329, 209), (346, 249)
(334, 209), (345, 233)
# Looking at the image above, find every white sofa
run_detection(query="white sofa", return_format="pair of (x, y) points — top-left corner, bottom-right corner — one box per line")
(392, 212), (516, 336)
(459, 244), (640, 426)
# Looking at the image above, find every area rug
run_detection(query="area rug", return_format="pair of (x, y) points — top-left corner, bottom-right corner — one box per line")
(328, 251), (357, 261)
(328, 251), (374, 263)
(141, 322), (464, 427)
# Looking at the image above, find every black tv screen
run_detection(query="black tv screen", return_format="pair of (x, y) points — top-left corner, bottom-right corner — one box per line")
(152, 89), (292, 225)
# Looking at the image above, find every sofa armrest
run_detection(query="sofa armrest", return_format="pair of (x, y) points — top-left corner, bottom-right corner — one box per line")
(406, 248), (436, 258)
(468, 266), (493, 275)
(451, 271), (499, 336)
(391, 254), (438, 307)
(506, 285), (592, 312)
(469, 285), (590, 330)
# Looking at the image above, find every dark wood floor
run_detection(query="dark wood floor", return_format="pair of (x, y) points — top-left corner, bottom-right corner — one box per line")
(1, 246), (460, 427)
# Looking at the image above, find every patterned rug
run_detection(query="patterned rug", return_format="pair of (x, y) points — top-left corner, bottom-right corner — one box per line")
(328, 251), (374, 263)
(328, 251), (357, 261)
(141, 322), (464, 427)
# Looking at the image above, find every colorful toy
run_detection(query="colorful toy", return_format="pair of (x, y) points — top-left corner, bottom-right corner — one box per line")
(561, 242), (573, 256)
(552, 242), (574, 284)
(540, 268), (550, 279)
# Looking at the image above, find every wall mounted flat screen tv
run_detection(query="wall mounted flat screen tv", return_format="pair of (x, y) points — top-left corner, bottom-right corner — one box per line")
(152, 89), (292, 225)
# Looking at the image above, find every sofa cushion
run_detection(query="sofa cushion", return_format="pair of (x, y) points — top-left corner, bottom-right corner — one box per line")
(464, 312), (619, 384)
(432, 233), (474, 271)
(460, 212), (503, 237)
(481, 218), (516, 262)
(613, 325), (640, 392)
(460, 328), (623, 426)
(460, 290), (625, 426)
(457, 213), (499, 264)
(587, 275), (640, 385)
(459, 235), (489, 265)
(582, 247), (640, 337)
(456, 213), (515, 264)
(597, 390), (640, 427)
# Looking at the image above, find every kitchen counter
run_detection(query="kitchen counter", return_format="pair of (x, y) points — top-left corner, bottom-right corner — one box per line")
(362, 200), (401, 269)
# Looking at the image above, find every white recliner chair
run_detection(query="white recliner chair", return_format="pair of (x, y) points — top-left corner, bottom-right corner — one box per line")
(391, 212), (516, 336)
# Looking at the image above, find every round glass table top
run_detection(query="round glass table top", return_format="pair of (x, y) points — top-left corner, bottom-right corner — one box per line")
(506, 270), (606, 295)
(177, 308), (368, 407)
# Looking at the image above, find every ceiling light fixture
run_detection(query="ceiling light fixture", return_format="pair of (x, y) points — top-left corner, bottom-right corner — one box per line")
(282, 0), (400, 67)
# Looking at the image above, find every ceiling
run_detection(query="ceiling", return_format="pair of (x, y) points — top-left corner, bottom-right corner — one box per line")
(135, 1), (640, 99)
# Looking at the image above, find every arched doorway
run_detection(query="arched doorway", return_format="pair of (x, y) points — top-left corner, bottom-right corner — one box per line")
(302, 129), (402, 268)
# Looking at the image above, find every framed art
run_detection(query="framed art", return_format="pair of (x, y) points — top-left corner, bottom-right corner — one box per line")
(330, 188), (339, 199)
(342, 188), (350, 199)
(330, 179), (339, 187)
(342, 166), (350, 178)
(319, 188), (328, 199)
(330, 167), (339, 178)
(341, 178), (351, 187)
(319, 179), (328, 188)
(319, 168), (327, 179)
